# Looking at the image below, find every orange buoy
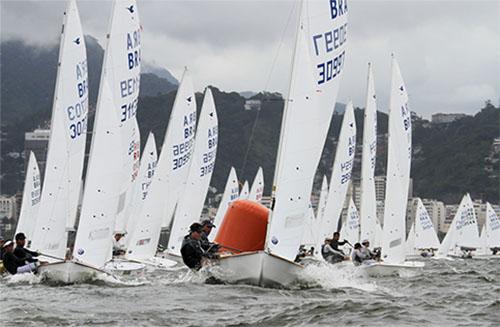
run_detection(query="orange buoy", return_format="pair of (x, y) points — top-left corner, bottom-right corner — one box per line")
(214, 199), (269, 253)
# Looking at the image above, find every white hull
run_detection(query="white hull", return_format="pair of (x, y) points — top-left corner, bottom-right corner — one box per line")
(362, 261), (424, 277)
(214, 251), (303, 288)
(104, 258), (146, 277)
(130, 256), (178, 269)
(38, 261), (108, 284)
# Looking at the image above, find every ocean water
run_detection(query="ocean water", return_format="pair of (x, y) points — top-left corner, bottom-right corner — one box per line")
(1, 258), (499, 326)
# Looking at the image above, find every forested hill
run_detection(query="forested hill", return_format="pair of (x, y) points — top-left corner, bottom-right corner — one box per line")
(1, 37), (498, 205)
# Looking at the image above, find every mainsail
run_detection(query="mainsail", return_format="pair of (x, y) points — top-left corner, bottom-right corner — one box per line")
(125, 69), (197, 259)
(359, 63), (378, 244)
(167, 88), (218, 256)
(16, 152), (41, 242)
(319, 101), (356, 241)
(381, 56), (412, 264)
(30, 0), (87, 258)
(124, 133), (159, 260)
(73, 0), (141, 267)
(248, 167), (264, 203)
(485, 202), (500, 249)
(414, 198), (440, 250)
(211, 167), (239, 241)
(159, 69), (197, 228)
(267, 0), (348, 261)
(341, 198), (360, 246)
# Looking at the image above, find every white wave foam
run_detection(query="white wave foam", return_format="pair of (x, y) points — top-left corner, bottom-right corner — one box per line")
(4, 272), (42, 285)
(299, 261), (377, 292)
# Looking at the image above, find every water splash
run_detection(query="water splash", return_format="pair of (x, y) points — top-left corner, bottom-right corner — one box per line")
(298, 261), (377, 292)
(4, 273), (42, 285)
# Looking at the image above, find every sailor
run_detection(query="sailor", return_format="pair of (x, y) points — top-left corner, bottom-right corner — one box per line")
(321, 238), (347, 264)
(112, 233), (127, 256)
(2, 240), (44, 275)
(361, 239), (380, 261)
(200, 219), (219, 257)
(181, 223), (209, 270)
(351, 243), (364, 266)
(13, 232), (39, 263)
(331, 232), (348, 253)
(294, 245), (308, 263)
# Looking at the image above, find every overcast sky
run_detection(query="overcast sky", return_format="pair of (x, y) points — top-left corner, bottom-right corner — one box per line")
(1, 0), (499, 118)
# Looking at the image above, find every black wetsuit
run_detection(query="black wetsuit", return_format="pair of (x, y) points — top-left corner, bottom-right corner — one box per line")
(13, 246), (38, 263)
(3, 252), (27, 275)
(331, 239), (347, 255)
(180, 235), (205, 270)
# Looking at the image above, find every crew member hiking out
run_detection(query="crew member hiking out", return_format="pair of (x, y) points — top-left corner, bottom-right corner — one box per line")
(181, 223), (212, 270)
(13, 233), (39, 263)
(2, 240), (46, 275)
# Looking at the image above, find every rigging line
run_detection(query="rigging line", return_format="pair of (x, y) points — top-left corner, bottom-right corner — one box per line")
(239, 1), (298, 179)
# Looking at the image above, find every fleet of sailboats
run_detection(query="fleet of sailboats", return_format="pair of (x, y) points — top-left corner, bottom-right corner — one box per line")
(10, 0), (499, 286)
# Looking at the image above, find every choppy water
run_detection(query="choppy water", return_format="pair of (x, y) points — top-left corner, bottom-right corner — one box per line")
(2, 258), (499, 326)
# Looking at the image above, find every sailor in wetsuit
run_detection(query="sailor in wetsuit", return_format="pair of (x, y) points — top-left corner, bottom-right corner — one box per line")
(2, 240), (45, 275)
(13, 233), (39, 263)
(200, 219), (219, 258)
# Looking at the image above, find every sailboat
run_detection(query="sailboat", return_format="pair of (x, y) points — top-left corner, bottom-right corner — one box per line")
(362, 56), (424, 276)
(317, 100), (356, 247)
(405, 198), (440, 258)
(166, 88), (218, 257)
(210, 167), (239, 241)
(437, 194), (480, 258)
(29, 0), (88, 265)
(248, 167), (264, 203)
(359, 63), (379, 246)
(15, 152), (41, 243)
(239, 181), (250, 200)
(478, 203), (500, 258)
(38, 0), (142, 283)
(125, 69), (197, 267)
(215, 0), (348, 287)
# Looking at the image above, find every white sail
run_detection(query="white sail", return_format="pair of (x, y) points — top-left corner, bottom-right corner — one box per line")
(124, 133), (160, 260)
(341, 198), (360, 245)
(478, 224), (488, 256)
(359, 63), (378, 244)
(248, 167), (264, 203)
(437, 194), (479, 256)
(159, 68), (197, 228)
(318, 101), (356, 242)
(485, 202), (500, 249)
(240, 181), (250, 200)
(73, 0), (141, 268)
(373, 217), (383, 248)
(414, 198), (440, 250)
(126, 69), (197, 260)
(211, 167), (239, 241)
(16, 152), (41, 242)
(267, 0), (348, 261)
(30, 0), (88, 258)
(454, 194), (480, 250)
(406, 222), (417, 256)
(381, 56), (412, 264)
(167, 88), (218, 256)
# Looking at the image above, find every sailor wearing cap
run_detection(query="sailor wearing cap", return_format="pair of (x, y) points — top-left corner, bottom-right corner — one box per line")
(2, 240), (42, 275)
(13, 232), (39, 263)
(200, 219), (219, 257)
(112, 232), (127, 257)
(181, 223), (207, 270)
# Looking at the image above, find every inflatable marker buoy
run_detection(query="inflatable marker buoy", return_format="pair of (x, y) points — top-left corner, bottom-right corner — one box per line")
(214, 200), (269, 253)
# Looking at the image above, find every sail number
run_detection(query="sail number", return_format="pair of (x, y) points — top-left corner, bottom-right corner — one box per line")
(172, 139), (194, 171)
(67, 98), (87, 139)
(317, 50), (346, 85)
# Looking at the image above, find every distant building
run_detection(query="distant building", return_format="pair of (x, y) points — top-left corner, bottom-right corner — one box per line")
(0, 195), (18, 238)
(431, 113), (468, 124)
(492, 137), (500, 154)
(244, 99), (261, 111)
(24, 129), (50, 180)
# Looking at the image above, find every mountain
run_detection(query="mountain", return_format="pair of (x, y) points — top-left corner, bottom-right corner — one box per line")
(141, 61), (179, 85)
(1, 38), (498, 205)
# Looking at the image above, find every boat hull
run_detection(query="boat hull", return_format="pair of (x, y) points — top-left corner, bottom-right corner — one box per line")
(362, 261), (424, 277)
(38, 261), (106, 284)
(104, 258), (146, 277)
(214, 251), (303, 288)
